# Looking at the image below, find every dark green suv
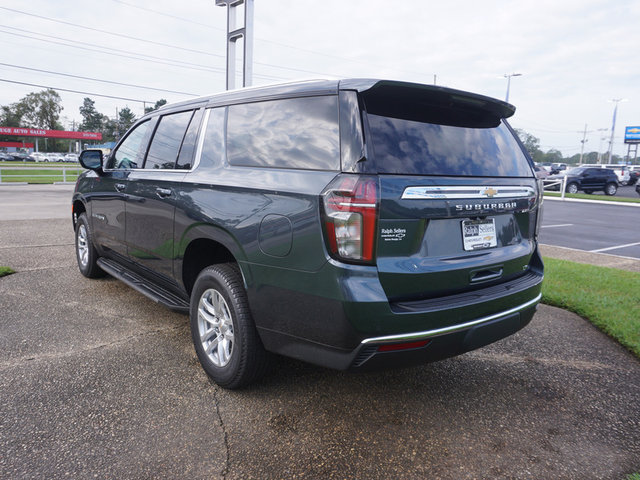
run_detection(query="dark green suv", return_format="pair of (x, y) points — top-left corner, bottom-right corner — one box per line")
(72, 79), (543, 388)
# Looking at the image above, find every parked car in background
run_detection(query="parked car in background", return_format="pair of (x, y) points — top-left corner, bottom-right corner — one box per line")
(548, 166), (618, 195)
(32, 152), (48, 163)
(628, 166), (639, 186)
(540, 162), (553, 172)
(550, 163), (567, 174)
(534, 165), (549, 179)
(64, 153), (79, 162)
(45, 152), (65, 162)
(581, 164), (630, 185)
(0, 152), (13, 161)
(10, 152), (34, 161)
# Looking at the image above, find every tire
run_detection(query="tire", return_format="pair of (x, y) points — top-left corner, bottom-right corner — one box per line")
(75, 213), (105, 278)
(604, 183), (617, 196)
(566, 183), (579, 194)
(190, 264), (268, 389)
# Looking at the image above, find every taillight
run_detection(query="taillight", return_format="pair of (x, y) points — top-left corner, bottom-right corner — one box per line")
(535, 179), (544, 239)
(322, 175), (378, 264)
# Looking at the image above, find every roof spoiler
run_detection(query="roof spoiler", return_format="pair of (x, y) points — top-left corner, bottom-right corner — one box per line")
(343, 79), (515, 128)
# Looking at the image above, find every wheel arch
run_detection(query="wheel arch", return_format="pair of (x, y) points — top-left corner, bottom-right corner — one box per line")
(72, 195), (88, 229)
(179, 230), (248, 297)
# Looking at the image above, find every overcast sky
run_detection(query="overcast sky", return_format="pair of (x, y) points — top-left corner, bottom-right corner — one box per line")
(0, 0), (638, 158)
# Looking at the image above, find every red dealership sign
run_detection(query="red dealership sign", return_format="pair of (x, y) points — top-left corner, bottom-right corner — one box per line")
(0, 127), (102, 140)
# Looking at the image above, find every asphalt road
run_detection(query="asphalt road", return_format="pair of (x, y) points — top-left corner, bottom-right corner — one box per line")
(617, 185), (639, 199)
(540, 198), (640, 259)
(1, 184), (639, 479)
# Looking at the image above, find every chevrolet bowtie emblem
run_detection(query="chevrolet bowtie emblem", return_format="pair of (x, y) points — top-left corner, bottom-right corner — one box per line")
(482, 187), (498, 198)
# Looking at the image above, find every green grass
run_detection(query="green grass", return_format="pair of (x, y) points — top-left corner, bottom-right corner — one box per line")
(0, 165), (82, 183)
(625, 473), (640, 480)
(0, 266), (15, 277)
(542, 258), (640, 358)
(544, 191), (640, 203)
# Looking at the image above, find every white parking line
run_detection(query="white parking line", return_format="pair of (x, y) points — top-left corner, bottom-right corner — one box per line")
(590, 242), (640, 253)
(541, 224), (574, 228)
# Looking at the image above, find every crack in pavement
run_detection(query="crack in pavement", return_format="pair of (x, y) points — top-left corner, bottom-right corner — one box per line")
(210, 384), (231, 480)
(0, 325), (181, 372)
(0, 243), (74, 250)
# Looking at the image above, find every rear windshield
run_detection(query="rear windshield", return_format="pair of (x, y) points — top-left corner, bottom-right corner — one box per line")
(366, 114), (532, 177)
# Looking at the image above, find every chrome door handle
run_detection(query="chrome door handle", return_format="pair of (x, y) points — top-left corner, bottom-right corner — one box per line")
(115, 183), (126, 192)
(156, 187), (172, 198)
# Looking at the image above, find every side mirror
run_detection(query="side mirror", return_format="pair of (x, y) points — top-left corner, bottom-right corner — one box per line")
(79, 150), (103, 171)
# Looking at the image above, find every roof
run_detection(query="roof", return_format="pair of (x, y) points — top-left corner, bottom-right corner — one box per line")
(155, 78), (516, 120)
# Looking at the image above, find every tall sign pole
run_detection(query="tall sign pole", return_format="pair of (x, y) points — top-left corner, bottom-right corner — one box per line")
(216, 0), (254, 90)
(607, 98), (625, 163)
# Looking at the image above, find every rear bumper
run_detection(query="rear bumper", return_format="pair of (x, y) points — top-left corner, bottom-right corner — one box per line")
(350, 294), (539, 370)
(249, 248), (543, 371)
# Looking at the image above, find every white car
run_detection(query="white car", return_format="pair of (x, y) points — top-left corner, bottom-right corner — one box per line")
(64, 153), (79, 162)
(31, 152), (47, 162)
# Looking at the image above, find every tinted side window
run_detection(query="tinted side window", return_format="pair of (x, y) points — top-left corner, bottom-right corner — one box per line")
(176, 109), (204, 170)
(227, 96), (339, 171)
(199, 108), (225, 169)
(144, 110), (194, 170)
(111, 120), (152, 169)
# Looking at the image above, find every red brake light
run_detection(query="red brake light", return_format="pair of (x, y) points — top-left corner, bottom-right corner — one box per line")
(322, 175), (378, 263)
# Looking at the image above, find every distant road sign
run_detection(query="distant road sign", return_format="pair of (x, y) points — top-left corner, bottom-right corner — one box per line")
(624, 126), (640, 144)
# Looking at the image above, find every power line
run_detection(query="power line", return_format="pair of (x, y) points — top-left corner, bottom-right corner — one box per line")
(0, 6), (220, 58)
(0, 62), (200, 97)
(0, 23), (314, 79)
(3, 4), (434, 80)
(0, 78), (155, 104)
(0, 28), (285, 82)
(110, 0), (223, 32)
(108, 0), (437, 78)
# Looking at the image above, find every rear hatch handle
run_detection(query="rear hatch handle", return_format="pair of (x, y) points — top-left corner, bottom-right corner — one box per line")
(470, 266), (503, 283)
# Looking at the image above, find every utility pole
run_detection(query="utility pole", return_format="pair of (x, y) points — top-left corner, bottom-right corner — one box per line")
(504, 73), (522, 103)
(216, 0), (254, 90)
(579, 124), (589, 164)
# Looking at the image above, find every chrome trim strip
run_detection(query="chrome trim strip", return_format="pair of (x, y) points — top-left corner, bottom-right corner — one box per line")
(401, 186), (535, 200)
(360, 293), (542, 345)
(191, 108), (211, 172)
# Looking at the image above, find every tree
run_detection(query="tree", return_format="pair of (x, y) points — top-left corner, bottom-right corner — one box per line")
(117, 107), (136, 137)
(0, 103), (23, 127)
(543, 149), (563, 163)
(17, 89), (63, 129)
(145, 99), (167, 114)
(79, 97), (106, 132)
(514, 128), (543, 162)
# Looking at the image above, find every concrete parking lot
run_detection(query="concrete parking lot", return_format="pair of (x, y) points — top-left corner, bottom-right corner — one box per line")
(1, 184), (639, 479)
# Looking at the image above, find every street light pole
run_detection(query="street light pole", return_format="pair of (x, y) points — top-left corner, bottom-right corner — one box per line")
(504, 73), (522, 103)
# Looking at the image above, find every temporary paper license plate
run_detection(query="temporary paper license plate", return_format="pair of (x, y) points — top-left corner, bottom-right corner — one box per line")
(462, 219), (497, 251)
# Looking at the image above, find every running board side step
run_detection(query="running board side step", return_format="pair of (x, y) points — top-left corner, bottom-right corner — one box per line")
(97, 258), (190, 313)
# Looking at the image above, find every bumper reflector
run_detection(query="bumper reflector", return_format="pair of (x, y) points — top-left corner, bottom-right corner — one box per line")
(377, 340), (430, 352)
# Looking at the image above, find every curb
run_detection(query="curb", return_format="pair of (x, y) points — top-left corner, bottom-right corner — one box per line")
(544, 196), (640, 208)
(540, 244), (640, 273)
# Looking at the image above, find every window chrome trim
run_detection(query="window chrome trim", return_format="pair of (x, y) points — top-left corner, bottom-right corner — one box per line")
(360, 293), (541, 345)
(190, 107), (211, 173)
(401, 185), (536, 200)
